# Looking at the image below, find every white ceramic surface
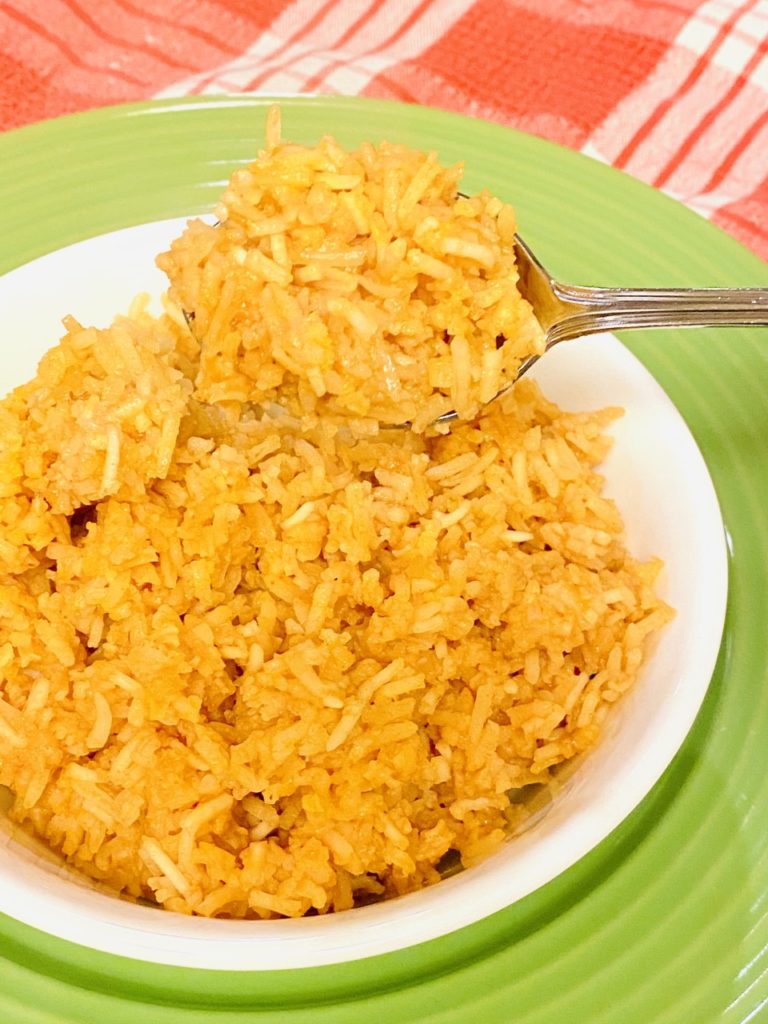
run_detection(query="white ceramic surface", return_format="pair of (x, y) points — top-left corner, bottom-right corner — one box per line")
(0, 221), (728, 970)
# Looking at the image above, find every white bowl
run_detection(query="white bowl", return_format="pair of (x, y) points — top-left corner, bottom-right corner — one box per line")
(0, 222), (728, 970)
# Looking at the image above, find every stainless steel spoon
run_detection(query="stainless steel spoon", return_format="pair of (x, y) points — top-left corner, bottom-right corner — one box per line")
(435, 234), (768, 425)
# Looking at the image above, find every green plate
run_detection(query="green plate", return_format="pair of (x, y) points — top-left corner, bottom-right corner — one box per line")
(1, 95), (767, 1024)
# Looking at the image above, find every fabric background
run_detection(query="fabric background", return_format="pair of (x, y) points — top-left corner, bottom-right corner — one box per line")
(0, 0), (767, 261)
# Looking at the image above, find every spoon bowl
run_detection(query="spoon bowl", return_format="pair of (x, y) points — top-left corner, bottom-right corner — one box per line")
(435, 233), (768, 426)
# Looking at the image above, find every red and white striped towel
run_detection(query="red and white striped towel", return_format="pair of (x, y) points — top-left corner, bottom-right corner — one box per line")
(1, 0), (767, 260)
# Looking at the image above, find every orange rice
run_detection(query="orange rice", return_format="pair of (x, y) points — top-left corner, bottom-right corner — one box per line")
(0, 115), (672, 919)
(157, 110), (544, 431)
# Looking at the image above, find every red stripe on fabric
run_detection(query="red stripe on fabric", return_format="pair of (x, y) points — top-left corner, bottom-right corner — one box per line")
(717, 206), (768, 245)
(296, 0), (391, 96)
(702, 107), (768, 195)
(368, 68), (420, 103)
(300, 0), (433, 95)
(368, 0), (434, 50)
(325, 0), (388, 49)
(613, 0), (758, 170)
(213, 0), (340, 95)
(187, 0), (338, 95)
(0, 2), (146, 86)
(653, 34), (768, 189)
(59, 0), (196, 71)
(188, 67), (233, 96)
(633, 0), (714, 15)
(110, 0), (242, 57)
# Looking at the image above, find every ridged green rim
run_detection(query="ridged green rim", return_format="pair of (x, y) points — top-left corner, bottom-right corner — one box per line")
(1, 95), (767, 1023)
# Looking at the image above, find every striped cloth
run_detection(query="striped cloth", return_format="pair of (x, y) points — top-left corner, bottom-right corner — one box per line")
(1, 0), (767, 261)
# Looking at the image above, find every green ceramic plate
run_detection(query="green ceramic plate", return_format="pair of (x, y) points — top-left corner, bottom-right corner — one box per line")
(1, 95), (767, 1024)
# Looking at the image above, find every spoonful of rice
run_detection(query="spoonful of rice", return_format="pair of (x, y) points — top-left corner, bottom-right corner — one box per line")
(158, 109), (768, 433)
(431, 234), (768, 426)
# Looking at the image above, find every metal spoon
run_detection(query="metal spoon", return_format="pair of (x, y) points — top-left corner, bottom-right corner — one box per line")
(434, 234), (768, 425)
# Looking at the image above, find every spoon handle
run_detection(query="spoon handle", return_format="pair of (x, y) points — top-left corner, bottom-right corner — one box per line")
(546, 283), (768, 344)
